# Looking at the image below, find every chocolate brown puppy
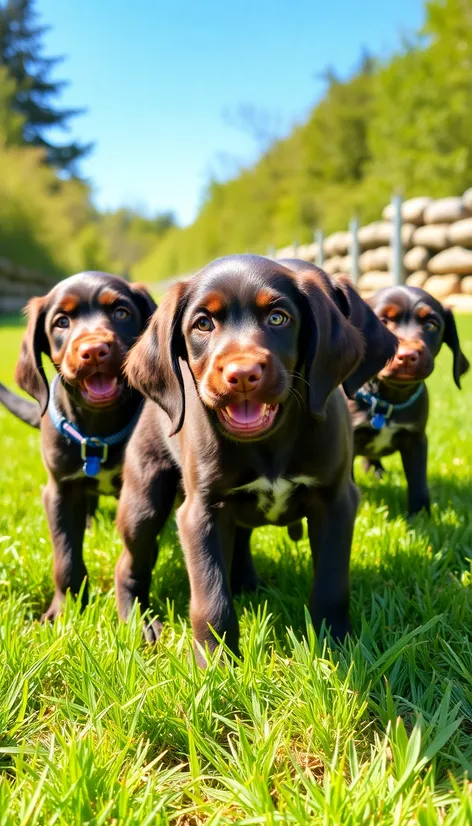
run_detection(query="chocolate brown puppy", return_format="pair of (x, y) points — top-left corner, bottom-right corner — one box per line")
(0, 272), (156, 619)
(350, 286), (469, 514)
(278, 257), (403, 542)
(117, 255), (397, 660)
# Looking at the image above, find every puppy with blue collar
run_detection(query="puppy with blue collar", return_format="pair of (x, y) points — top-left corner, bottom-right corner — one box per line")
(0, 272), (156, 621)
(349, 286), (469, 515)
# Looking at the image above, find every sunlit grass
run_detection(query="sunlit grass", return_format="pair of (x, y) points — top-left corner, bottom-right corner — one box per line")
(0, 317), (471, 824)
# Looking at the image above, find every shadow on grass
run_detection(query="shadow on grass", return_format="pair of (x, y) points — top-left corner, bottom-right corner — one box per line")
(145, 468), (471, 651)
(32, 467), (471, 653)
(356, 467), (471, 522)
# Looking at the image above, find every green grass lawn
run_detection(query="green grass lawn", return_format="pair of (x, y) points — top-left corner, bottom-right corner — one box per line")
(0, 316), (471, 825)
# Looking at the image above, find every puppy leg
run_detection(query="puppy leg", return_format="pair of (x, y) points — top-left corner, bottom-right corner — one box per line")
(307, 481), (359, 641)
(362, 457), (385, 478)
(400, 434), (430, 515)
(177, 496), (238, 664)
(42, 479), (88, 621)
(85, 494), (99, 530)
(115, 465), (178, 641)
(230, 527), (262, 595)
(288, 521), (304, 542)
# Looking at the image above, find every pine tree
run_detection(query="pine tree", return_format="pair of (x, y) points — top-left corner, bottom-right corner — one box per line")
(0, 0), (91, 172)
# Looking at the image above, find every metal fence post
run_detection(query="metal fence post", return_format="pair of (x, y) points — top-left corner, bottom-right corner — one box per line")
(315, 229), (324, 267)
(349, 217), (359, 285)
(391, 194), (404, 285)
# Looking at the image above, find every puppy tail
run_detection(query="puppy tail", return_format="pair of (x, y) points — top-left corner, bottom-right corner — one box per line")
(0, 382), (40, 428)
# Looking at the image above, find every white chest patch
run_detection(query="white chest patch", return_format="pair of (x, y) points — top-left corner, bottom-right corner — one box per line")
(230, 475), (318, 522)
(61, 466), (119, 496)
(367, 423), (417, 455)
(94, 467), (120, 496)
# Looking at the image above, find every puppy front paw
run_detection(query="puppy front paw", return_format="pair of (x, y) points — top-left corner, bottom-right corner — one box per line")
(41, 595), (64, 623)
(143, 618), (163, 643)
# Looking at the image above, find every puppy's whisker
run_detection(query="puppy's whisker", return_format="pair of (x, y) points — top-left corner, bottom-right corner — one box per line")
(288, 370), (309, 383)
(289, 387), (305, 410)
(287, 370), (312, 392)
(287, 380), (305, 402)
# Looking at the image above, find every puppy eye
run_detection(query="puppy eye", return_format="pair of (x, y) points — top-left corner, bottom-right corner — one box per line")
(379, 317), (390, 326)
(423, 320), (438, 332)
(113, 306), (131, 321)
(53, 315), (70, 329)
(268, 310), (289, 327)
(194, 315), (214, 332)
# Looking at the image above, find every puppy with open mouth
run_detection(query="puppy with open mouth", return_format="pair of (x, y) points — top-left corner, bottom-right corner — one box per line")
(350, 285), (469, 515)
(0, 271), (156, 621)
(116, 254), (397, 659)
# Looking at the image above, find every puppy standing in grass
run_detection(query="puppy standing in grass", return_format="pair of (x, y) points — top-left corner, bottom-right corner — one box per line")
(116, 255), (397, 660)
(0, 272), (156, 620)
(350, 286), (469, 515)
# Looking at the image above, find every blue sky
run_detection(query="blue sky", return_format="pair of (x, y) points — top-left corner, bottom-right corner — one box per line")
(38, 0), (424, 225)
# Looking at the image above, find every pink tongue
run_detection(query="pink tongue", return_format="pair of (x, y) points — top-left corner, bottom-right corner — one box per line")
(226, 401), (265, 425)
(84, 374), (116, 397)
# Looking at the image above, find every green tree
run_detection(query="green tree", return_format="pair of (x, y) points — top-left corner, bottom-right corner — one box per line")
(0, 0), (91, 171)
(98, 208), (176, 277)
(0, 64), (21, 140)
(0, 138), (105, 275)
(366, 0), (472, 196)
(301, 54), (375, 185)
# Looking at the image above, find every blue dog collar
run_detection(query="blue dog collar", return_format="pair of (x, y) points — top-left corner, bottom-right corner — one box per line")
(355, 383), (425, 430)
(48, 375), (142, 476)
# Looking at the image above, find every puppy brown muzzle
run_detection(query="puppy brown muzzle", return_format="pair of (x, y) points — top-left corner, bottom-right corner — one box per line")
(62, 328), (126, 406)
(222, 357), (263, 394)
(378, 337), (433, 382)
(198, 345), (290, 439)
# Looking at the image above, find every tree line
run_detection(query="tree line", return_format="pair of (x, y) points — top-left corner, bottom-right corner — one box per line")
(0, 0), (175, 281)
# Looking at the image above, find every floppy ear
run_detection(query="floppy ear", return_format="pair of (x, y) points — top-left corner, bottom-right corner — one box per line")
(442, 307), (470, 389)
(297, 272), (365, 418)
(124, 281), (188, 435)
(333, 276), (398, 396)
(15, 296), (50, 415)
(129, 282), (158, 328)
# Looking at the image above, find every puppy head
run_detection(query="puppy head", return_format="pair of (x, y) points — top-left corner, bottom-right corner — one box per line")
(369, 286), (469, 388)
(125, 255), (366, 439)
(278, 258), (398, 395)
(15, 273), (156, 414)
